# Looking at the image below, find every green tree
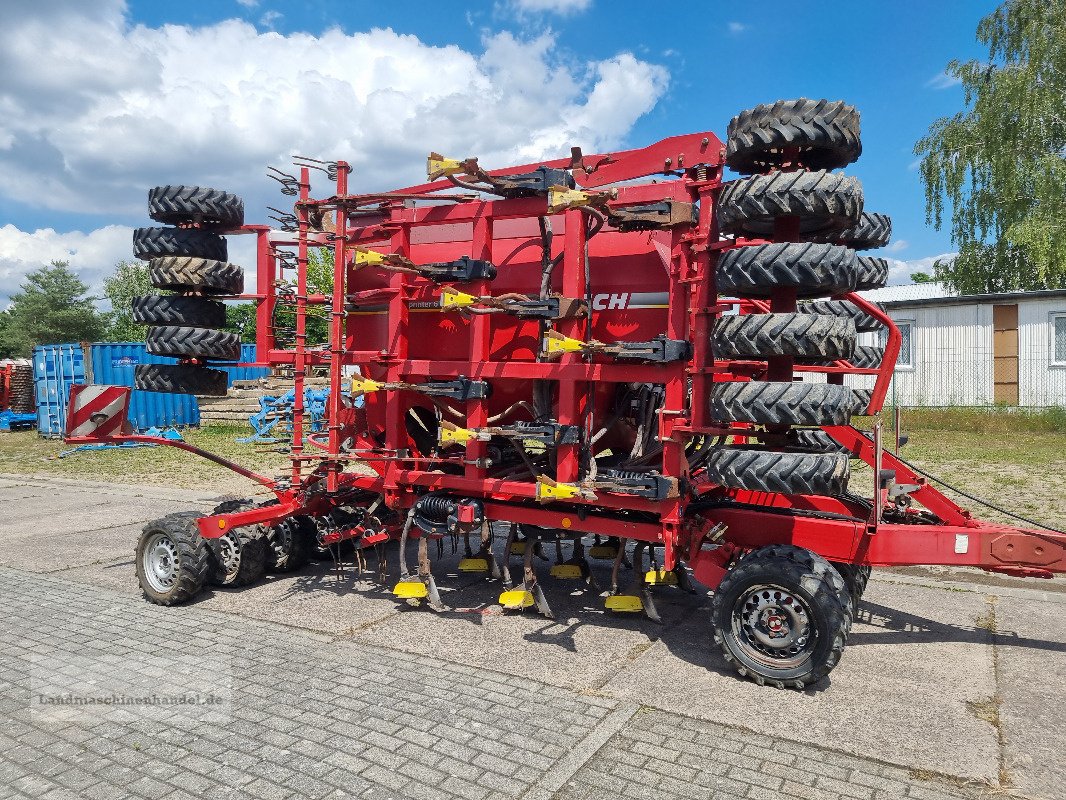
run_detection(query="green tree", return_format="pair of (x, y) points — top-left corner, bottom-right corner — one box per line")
(102, 260), (153, 342)
(910, 271), (936, 284)
(914, 1), (1065, 294)
(0, 261), (105, 356)
(0, 309), (12, 359)
(225, 303), (259, 342)
(306, 248), (334, 297)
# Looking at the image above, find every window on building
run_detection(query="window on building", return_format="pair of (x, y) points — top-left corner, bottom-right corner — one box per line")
(1052, 313), (1066, 366)
(879, 320), (914, 368)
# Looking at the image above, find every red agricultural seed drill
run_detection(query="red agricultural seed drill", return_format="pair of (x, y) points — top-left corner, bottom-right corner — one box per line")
(66, 98), (1066, 688)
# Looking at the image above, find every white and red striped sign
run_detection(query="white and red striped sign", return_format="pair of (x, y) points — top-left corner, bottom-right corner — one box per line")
(65, 385), (132, 439)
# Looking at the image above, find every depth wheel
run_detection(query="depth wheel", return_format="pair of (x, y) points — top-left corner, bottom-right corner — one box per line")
(133, 227), (227, 262)
(726, 99), (861, 174)
(267, 516), (313, 573)
(713, 545), (849, 689)
(208, 500), (268, 587)
(146, 325), (241, 361)
(136, 512), (211, 606)
(712, 312), (855, 361)
(706, 447), (849, 495)
(710, 381), (853, 427)
(718, 170), (863, 238)
(149, 185), (244, 228)
(134, 364), (228, 396)
(717, 242), (856, 299)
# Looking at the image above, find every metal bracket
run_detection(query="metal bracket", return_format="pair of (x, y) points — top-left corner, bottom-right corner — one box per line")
(593, 469), (679, 500)
(606, 200), (697, 232)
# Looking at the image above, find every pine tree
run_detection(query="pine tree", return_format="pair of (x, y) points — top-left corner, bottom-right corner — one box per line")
(0, 261), (105, 356)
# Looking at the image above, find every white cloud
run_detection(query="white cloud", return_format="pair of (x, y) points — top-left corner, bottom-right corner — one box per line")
(728, 22), (747, 35)
(258, 9), (281, 27)
(0, 2), (667, 295)
(885, 239), (909, 253)
(509, 0), (593, 15)
(926, 70), (961, 90)
(236, 0), (259, 7)
(886, 253), (957, 285)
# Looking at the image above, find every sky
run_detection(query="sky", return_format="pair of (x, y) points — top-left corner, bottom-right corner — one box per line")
(0, 0), (1002, 305)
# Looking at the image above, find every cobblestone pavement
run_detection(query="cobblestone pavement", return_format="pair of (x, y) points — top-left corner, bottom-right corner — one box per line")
(1, 567), (997, 800)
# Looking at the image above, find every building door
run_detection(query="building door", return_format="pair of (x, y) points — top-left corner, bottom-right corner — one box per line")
(993, 304), (1019, 405)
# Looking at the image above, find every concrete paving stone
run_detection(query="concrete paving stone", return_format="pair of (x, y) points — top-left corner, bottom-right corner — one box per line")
(993, 593), (1066, 800)
(599, 576), (1002, 783)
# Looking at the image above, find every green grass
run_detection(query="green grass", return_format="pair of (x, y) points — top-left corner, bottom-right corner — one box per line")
(874, 405), (1066, 435)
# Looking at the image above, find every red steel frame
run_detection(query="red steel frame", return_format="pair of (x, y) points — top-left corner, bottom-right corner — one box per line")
(65, 132), (1066, 587)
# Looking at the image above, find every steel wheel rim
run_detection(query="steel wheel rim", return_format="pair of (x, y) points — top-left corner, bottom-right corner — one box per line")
(731, 583), (815, 670)
(219, 532), (240, 578)
(143, 532), (180, 593)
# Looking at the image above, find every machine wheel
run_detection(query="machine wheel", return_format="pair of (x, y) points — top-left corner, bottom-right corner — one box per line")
(717, 242), (856, 298)
(783, 428), (850, 456)
(854, 256), (889, 291)
(710, 381), (853, 427)
(148, 185), (245, 228)
(134, 364), (228, 396)
(799, 299), (885, 332)
(851, 388), (874, 416)
(133, 227), (228, 262)
(725, 98), (861, 174)
(717, 170), (863, 237)
(843, 345), (883, 370)
(131, 295), (227, 329)
(706, 447), (849, 496)
(266, 516), (312, 573)
(149, 256), (244, 294)
(208, 500), (268, 587)
(135, 512), (211, 606)
(815, 211), (891, 250)
(146, 325), (241, 361)
(712, 544), (849, 688)
(712, 313), (855, 361)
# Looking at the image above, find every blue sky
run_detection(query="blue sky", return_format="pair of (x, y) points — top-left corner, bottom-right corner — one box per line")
(0, 0), (1000, 301)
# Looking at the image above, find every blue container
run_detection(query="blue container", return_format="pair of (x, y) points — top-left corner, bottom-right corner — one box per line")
(33, 344), (86, 437)
(34, 342), (268, 437)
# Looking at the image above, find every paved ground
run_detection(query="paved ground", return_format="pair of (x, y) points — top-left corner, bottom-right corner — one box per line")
(2, 473), (1064, 800)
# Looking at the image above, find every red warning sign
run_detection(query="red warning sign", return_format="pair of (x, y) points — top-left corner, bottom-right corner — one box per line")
(65, 385), (132, 439)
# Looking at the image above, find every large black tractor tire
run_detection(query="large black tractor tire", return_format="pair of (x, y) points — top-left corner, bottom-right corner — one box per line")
(718, 170), (863, 238)
(135, 512), (212, 606)
(725, 98), (861, 174)
(266, 516), (313, 573)
(799, 299), (886, 332)
(854, 256), (889, 292)
(712, 313), (855, 361)
(145, 326), (241, 361)
(148, 185), (245, 228)
(783, 428), (850, 456)
(851, 388), (874, 416)
(815, 211), (892, 250)
(843, 345), (884, 370)
(132, 295), (227, 329)
(148, 256), (244, 294)
(832, 562), (868, 617)
(717, 242), (856, 299)
(712, 544), (850, 689)
(207, 500), (268, 588)
(133, 227), (228, 262)
(134, 364), (228, 396)
(706, 447), (849, 496)
(710, 381), (853, 427)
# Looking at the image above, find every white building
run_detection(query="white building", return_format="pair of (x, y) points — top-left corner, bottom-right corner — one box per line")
(853, 283), (1066, 407)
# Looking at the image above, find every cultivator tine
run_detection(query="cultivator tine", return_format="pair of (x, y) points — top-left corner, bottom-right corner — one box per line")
(499, 528), (554, 618)
(604, 542), (661, 622)
(457, 518), (500, 578)
(549, 535), (599, 591)
(393, 507), (446, 609)
(500, 523), (518, 587)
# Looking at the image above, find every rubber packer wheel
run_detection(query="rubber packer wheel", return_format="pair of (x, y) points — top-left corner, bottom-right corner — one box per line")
(799, 299), (886, 332)
(841, 345), (883, 370)
(706, 447), (849, 495)
(149, 256), (244, 294)
(134, 364), (228, 396)
(814, 211), (891, 251)
(266, 516), (312, 573)
(717, 242), (856, 299)
(146, 325), (241, 361)
(710, 381), (854, 427)
(712, 544), (849, 688)
(851, 388), (874, 416)
(832, 562), (867, 616)
(133, 227), (227, 262)
(712, 312), (856, 361)
(854, 255), (889, 292)
(136, 512), (211, 606)
(725, 98), (861, 174)
(132, 295), (227, 329)
(718, 170), (863, 238)
(149, 185), (244, 229)
(782, 428), (851, 457)
(208, 500), (268, 587)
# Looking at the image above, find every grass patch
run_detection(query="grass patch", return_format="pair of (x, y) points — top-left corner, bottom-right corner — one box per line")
(873, 405), (1066, 435)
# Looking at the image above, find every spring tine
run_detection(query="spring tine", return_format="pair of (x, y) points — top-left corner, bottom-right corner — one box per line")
(267, 166), (300, 196)
(500, 524), (517, 587)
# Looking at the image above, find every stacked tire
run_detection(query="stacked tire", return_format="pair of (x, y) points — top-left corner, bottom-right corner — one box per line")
(132, 186), (246, 397)
(707, 98), (894, 494)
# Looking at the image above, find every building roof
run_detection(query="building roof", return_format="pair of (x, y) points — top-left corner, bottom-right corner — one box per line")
(859, 283), (1066, 308)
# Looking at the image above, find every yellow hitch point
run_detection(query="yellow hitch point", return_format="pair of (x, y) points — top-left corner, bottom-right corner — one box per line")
(536, 475), (595, 502)
(499, 589), (535, 609)
(350, 378), (384, 396)
(427, 153), (465, 181)
(354, 248), (389, 268)
(547, 185), (596, 214)
(439, 423), (476, 445)
(440, 287), (477, 310)
(543, 330), (586, 356)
